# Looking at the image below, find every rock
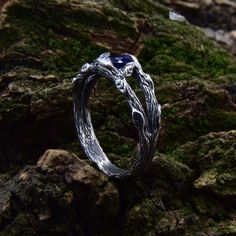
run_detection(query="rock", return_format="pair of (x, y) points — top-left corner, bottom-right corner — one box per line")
(0, 149), (119, 235)
(148, 154), (193, 183)
(173, 130), (236, 196)
(0, 0), (236, 235)
(0, 146), (235, 235)
(122, 132), (236, 235)
(37, 149), (77, 172)
(123, 156), (194, 235)
(1, 0), (236, 171)
(125, 207), (199, 235)
(158, 79), (236, 151)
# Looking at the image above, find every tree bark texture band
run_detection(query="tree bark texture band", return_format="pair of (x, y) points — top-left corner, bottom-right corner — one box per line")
(73, 53), (161, 178)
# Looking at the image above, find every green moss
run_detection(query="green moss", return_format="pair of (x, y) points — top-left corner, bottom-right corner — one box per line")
(3, 3), (106, 73)
(0, 96), (31, 124)
(125, 199), (197, 236)
(191, 196), (226, 217)
(0, 28), (21, 50)
(171, 131), (236, 196)
(207, 109), (236, 130)
(96, 131), (134, 154)
(138, 20), (236, 82)
(151, 155), (193, 183)
(173, 130), (236, 164)
(124, 198), (157, 235)
(160, 103), (236, 152)
(67, 6), (137, 37)
(194, 168), (236, 196)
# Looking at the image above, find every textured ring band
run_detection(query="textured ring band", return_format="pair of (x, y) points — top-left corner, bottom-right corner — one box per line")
(72, 53), (161, 178)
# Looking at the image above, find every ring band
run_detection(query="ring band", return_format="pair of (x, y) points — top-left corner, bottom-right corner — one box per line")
(73, 53), (161, 178)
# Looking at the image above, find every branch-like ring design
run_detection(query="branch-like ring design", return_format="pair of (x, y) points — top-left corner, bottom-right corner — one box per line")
(73, 53), (161, 178)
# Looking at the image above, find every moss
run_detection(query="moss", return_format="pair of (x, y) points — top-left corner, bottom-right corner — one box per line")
(173, 131), (236, 166)
(3, 3), (106, 73)
(125, 199), (198, 236)
(151, 155), (193, 183)
(138, 19), (236, 82)
(68, 6), (137, 37)
(0, 96), (31, 124)
(206, 109), (236, 130)
(171, 131), (236, 197)
(160, 98), (236, 152)
(194, 168), (236, 196)
(191, 195), (233, 226)
(95, 130), (135, 167)
(0, 213), (38, 236)
(124, 198), (157, 235)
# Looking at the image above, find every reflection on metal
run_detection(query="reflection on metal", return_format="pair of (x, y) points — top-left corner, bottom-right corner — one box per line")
(73, 53), (161, 178)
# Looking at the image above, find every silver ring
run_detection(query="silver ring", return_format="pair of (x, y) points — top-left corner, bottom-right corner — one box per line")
(73, 53), (161, 178)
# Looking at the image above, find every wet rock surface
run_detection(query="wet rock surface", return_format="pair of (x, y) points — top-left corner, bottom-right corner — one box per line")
(0, 0), (236, 235)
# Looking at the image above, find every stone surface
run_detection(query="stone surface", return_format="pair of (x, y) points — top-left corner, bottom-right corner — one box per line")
(123, 131), (236, 235)
(0, 0), (236, 235)
(0, 0), (235, 169)
(173, 130), (236, 196)
(0, 149), (119, 235)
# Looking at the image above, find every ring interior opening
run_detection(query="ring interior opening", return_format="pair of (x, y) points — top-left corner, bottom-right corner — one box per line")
(88, 76), (138, 170)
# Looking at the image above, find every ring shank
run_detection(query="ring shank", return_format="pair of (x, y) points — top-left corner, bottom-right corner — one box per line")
(73, 74), (132, 177)
(73, 54), (161, 178)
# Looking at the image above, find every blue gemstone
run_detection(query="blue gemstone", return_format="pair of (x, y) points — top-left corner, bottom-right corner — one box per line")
(110, 54), (133, 69)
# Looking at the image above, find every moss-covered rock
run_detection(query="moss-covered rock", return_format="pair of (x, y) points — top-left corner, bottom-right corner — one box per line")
(1, 0), (236, 235)
(122, 141), (235, 235)
(1, 0), (236, 169)
(158, 79), (236, 151)
(173, 130), (236, 196)
(0, 149), (119, 236)
(0, 144), (235, 235)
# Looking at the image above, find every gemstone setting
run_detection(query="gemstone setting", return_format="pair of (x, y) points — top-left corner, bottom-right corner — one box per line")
(110, 54), (133, 69)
